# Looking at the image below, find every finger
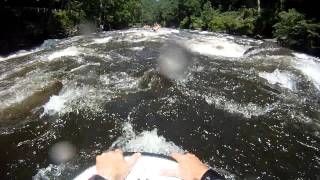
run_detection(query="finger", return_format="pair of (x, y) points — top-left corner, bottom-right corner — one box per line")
(114, 149), (123, 156)
(96, 155), (101, 161)
(171, 152), (183, 162)
(127, 152), (141, 169)
(115, 149), (123, 153)
(186, 152), (196, 157)
(160, 169), (179, 178)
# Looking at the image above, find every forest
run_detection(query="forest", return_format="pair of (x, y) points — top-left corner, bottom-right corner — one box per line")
(0, 0), (319, 56)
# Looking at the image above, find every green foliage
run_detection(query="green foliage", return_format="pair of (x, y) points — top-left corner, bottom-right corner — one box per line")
(3, 0), (320, 56)
(47, 0), (87, 37)
(47, 10), (77, 37)
(207, 9), (257, 35)
(42, 0), (320, 56)
(181, 0), (201, 16)
(254, 8), (277, 37)
(208, 11), (237, 32)
(200, 1), (214, 29)
(238, 8), (258, 35)
(158, 0), (179, 26)
(273, 9), (320, 51)
(180, 17), (190, 29)
(140, 0), (158, 24)
(190, 16), (204, 30)
(140, 0), (179, 27)
(66, 0), (86, 24)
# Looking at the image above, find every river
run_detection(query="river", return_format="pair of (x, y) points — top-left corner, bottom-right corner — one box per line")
(0, 28), (319, 179)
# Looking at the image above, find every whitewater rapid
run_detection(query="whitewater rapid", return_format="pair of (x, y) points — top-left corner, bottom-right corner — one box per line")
(0, 28), (319, 179)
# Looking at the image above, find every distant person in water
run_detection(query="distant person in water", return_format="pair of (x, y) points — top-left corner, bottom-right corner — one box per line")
(143, 24), (151, 29)
(96, 149), (225, 180)
(152, 23), (161, 31)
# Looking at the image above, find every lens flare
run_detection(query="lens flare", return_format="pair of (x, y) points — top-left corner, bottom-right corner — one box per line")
(49, 141), (76, 164)
(158, 43), (191, 80)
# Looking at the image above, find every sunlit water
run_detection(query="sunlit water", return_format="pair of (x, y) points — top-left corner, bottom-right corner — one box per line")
(0, 28), (320, 179)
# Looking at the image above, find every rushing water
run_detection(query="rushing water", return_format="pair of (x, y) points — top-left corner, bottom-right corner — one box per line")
(0, 28), (320, 179)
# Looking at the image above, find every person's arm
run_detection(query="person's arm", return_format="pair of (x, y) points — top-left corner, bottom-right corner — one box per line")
(162, 152), (225, 180)
(95, 149), (140, 180)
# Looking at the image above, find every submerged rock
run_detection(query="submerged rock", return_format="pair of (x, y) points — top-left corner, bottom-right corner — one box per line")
(0, 81), (63, 123)
(244, 41), (293, 57)
(2, 62), (44, 81)
(138, 70), (173, 90)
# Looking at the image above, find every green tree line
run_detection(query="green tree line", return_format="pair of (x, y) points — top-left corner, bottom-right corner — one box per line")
(0, 0), (319, 56)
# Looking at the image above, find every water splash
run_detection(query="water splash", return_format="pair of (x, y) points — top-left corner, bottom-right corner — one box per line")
(259, 69), (296, 90)
(184, 34), (250, 58)
(111, 123), (183, 155)
(203, 94), (276, 118)
(294, 58), (320, 91)
(47, 47), (80, 61)
(92, 37), (112, 44)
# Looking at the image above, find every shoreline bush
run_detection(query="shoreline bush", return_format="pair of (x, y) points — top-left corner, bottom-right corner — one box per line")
(273, 9), (320, 55)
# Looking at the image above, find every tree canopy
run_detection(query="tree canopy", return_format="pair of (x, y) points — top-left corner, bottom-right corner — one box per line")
(0, 0), (319, 56)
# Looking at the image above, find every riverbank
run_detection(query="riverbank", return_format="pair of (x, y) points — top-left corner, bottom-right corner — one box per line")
(0, 0), (319, 57)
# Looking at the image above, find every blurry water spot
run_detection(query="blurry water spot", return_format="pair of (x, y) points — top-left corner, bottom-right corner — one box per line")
(49, 141), (76, 164)
(158, 43), (191, 80)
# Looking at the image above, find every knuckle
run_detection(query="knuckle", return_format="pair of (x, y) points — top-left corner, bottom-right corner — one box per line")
(96, 155), (101, 161)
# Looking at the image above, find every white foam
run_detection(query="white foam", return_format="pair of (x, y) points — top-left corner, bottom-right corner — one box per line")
(42, 73), (139, 116)
(70, 63), (100, 72)
(259, 69), (296, 90)
(293, 53), (320, 62)
(184, 36), (249, 58)
(130, 46), (145, 51)
(33, 164), (66, 180)
(198, 30), (211, 35)
(41, 86), (97, 116)
(47, 47), (80, 61)
(0, 90), (31, 110)
(0, 71), (52, 110)
(100, 72), (138, 91)
(181, 89), (274, 118)
(42, 95), (67, 116)
(115, 28), (179, 43)
(111, 123), (183, 155)
(0, 39), (63, 62)
(92, 37), (112, 44)
(124, 129), (182, 155)
(203, 94), (275, 118)
(294, 58), (320, 90)
(125, 28), (179, 37)
(106, 28), (250, 58)
(0, 49), (41, 62)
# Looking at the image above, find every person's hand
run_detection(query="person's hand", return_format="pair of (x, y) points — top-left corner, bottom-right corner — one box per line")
(162, 152), (209, 180)
(96, 149), (141, 180)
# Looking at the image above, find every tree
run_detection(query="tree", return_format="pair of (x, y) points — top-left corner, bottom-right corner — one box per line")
(274, 9), (320, 53)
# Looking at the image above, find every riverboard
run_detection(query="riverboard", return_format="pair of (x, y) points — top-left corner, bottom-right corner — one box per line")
(74, 152), (180, 180)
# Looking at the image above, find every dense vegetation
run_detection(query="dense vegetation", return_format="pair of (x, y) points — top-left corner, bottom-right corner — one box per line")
(0, 0), (319, 56)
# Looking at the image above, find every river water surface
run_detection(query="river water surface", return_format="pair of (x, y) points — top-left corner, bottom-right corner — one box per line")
(0, 28), (320, 179)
